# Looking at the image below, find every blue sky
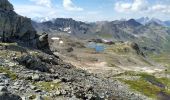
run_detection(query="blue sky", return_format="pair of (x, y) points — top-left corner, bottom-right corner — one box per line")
(9, 0), (170, 21)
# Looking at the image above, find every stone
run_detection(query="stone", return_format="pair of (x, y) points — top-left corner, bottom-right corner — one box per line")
(55, 90), (61, 96)
(32, 74), (40, 81)
(35, 95), (44, 100)
(17, 55), (50, 72)
(21, 96), (29, 100)
(0, 92), (22, 100)
(53, 79), (61, 83)
(0, 86), (7, 92)
(30, 85), (37, 90)
(7, 62), (16, 67)
(35, 89), (42, 93)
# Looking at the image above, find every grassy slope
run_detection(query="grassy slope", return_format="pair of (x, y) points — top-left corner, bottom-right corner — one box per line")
(116, 72), (170, 99)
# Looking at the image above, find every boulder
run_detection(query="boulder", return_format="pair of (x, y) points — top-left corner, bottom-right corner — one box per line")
(16, 55), (50, 72)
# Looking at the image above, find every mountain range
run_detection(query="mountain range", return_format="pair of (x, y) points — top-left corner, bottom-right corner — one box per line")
(32, 18), (170, 53)
(136, 17), (170, 27)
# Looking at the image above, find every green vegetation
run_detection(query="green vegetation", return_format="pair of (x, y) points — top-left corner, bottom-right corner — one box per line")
(29, 95), (36, 100)
(98, 34), (113, 39)
(43, 96), (53, 100)
(0, 66), (17, 80)
(116, 71), (170, 99)
(149, 53), (170, 67)
(34, 81), (60, 92)
(123, 79), (161, 98)
(0, 42), (17, 46)
(107, 44), (131, 54)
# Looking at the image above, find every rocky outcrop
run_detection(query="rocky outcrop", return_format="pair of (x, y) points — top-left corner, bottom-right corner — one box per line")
(0, 0), (50, 53)
(0, 0), (13, 11)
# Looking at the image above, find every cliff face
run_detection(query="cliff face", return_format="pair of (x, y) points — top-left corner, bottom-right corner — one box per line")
(0, 0), (50, 53)
(0, 0), (13, 10)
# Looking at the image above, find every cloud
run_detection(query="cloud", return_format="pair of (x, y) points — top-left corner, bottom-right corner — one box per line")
(63, 0), (83, 11)
(14, 4), (59, 19)
(114, 0), (170, 15)
(30, 0), (52, 8)
(115, 0), (148, 12)
(150, 5), (170, 14)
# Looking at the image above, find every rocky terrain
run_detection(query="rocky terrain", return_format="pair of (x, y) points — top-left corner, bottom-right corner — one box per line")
(0, 0), (170, 100)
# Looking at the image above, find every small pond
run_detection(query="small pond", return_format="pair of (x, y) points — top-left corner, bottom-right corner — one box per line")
(86, 42), (105, 52)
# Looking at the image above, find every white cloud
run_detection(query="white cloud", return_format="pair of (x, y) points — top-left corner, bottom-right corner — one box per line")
(115, 0), (148, 12)
(150, 5), (170, 14)
(14, 4), (59, 19)
(115, 0), (170, 15)
(63, 0), (83, 11)
(30, 0), (52, 8)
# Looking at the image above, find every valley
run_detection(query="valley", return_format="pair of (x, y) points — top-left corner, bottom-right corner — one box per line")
(0, 0), (170, 100)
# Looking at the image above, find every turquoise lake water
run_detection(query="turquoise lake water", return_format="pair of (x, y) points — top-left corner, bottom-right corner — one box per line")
(86, 42), (105, 52)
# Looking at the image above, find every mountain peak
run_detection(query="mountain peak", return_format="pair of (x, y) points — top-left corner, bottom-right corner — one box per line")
(0, 0), (14, 10)
(127, 19), (141, 27)
(146, 21), (163, 27)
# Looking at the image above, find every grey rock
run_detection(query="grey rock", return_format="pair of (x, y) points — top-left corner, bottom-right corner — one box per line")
(55, 90), (61, 96)
(21, 96), (29, 100)
(30, 85), (37, 90)
(0, 92), (22, 100)
(0, 0), (13, 11)
(32, 74), (40, 81)
(35, 89), (42, 93)
(0, 86), (7, 92)
(0, 86), (22, 100)
(17, 55), (50, 72)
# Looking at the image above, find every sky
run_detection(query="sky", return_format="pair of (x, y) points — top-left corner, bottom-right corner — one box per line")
(9, 0), (170, 22)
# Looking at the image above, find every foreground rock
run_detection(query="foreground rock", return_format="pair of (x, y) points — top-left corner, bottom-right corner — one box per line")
(0, 0), (50, 53)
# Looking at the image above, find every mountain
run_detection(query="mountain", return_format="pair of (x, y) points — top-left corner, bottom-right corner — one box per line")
(33, 18), (170, 52)
(164, 21), (170, 27)
(32, 17), (53, 23)
(32, 18), (96, 38)
(136, 17), (166, 26)
(136, 17), (170, 27)
(136, 17), (150, 25)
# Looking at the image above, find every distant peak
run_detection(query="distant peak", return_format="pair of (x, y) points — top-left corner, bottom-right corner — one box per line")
(0, 0), (14, 10)
(128, 19), (136, 22)
(127, 19), (141, 26)
(146, 21), (162, 27)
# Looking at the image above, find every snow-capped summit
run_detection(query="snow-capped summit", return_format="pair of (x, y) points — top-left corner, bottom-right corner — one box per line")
(32, 17), (53, 23)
